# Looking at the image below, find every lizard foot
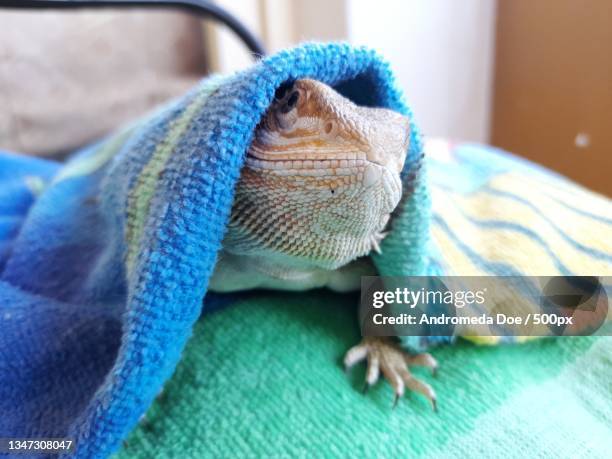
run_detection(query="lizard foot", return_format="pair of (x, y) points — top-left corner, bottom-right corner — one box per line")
(344, 337), (438, 411)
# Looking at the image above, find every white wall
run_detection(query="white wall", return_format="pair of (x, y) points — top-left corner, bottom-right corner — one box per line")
(203, 0), (264, 73)
(347, 0), (497, 143)
(206, 0), (497, 143)
(205, 0), (349, 70)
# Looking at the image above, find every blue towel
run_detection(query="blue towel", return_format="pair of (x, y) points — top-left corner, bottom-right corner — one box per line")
(0, 43), (426, 458)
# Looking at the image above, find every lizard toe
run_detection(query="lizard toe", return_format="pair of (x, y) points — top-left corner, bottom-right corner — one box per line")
(344, 337), (438, 411)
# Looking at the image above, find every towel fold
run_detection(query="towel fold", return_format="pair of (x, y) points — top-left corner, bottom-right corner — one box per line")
(0, 43), (425, 458)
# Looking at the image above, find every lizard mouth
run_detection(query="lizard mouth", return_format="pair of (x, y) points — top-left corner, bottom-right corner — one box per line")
(245, 142), (403, 178)
(246, 129), (407, 176)
(245, 151), (371, 177)
(244, 150), (403, 213)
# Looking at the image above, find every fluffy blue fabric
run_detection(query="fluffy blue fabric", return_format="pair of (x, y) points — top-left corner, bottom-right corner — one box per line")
(0, 43), (425, 458)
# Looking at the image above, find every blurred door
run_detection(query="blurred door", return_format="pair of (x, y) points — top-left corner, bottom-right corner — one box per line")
(491, 0), (612, 197)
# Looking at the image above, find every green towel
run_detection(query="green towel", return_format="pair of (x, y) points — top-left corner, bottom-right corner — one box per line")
(115, 291), (611, 458)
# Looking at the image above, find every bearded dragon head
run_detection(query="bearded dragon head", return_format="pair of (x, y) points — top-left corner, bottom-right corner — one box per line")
(224, 79), (410, 271)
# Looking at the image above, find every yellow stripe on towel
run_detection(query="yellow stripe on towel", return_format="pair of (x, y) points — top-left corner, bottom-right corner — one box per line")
(442, 188), (612, 275)
(432, 187), (563, 275)
(489, 174), (612, 255)
(430, 223), (488, 276)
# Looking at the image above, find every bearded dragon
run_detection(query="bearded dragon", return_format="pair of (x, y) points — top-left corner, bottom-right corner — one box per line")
(209, 79), (438, 410)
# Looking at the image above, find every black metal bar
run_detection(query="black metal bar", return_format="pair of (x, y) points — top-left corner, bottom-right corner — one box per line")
(0, 0), (267, 57)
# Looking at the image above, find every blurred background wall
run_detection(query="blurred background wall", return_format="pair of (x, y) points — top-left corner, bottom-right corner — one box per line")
(0, 9), (206, 156)
(206, 0), (612, 197)
(0, 0), (610, 196)
(209, 0), (497, 145)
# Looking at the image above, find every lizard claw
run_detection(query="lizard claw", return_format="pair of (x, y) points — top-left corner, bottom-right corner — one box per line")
(369, 231), (387, 255)
(344, 337), (438, 411)
(392, 393), (400, 409)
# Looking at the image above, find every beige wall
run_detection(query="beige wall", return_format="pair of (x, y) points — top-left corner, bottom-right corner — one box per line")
(0, 9), (206, 156)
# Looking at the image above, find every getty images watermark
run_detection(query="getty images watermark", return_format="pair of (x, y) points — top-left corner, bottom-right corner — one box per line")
(359, 276), (610, 338)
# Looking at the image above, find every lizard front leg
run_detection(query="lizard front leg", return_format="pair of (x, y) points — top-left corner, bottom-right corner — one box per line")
(327, 260), (439, 410)
(344, 337), (438, 410)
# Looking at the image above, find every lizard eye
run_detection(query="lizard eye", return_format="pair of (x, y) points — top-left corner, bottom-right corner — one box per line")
(273, 86), (302, 130)
(280, 90), (300, 114)
(274, 82), (292, 100)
